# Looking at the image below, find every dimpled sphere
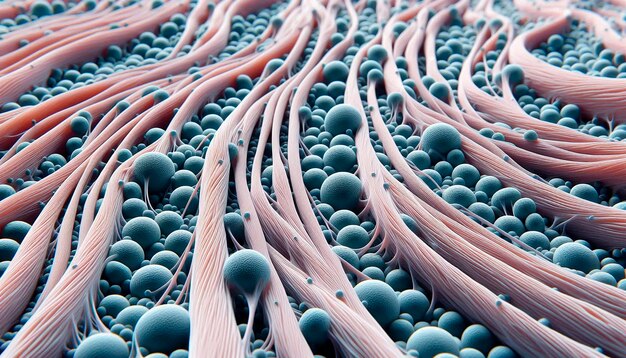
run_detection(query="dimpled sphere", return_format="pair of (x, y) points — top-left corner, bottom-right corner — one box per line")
(337, 225), (370, 249)
(164, 230), (192, 256)
(461, 324), (495, 354)
(331, 245), (359, 267)
(493, 215), (525, 236)
(406, 327), (460, 358)
(502, 64), (524, 86)
(438, 311), (466, 338)
(512, 198), (536, 220)
(299, 308), (331, 345)
(429, 82), (450, 101)
(224, 212), (245, 240)
(569, 183), (599, 203)
(406, 150), (431, 170)
(2, 221), (31, 242)
(323, 145), (356, 172)
(460, 348), (486, 358)
(491, 188), (521, 210)
(442, 185), (476, 208)
(70, 116), (90, 136)
(130, 264), (173, 298)
(468, 202), (495, 223)
(104, 261), (132, 285)
(122, 198), (149, 220)
(367, 44), (388, 63)
(109, 239), (144, 271)
(155, 211), (184, 237)
(421, 123), (461, 155)
(304, 168), (328, 190)
(398, 290), (430, 321)
(320, 172), (362, 210)
(169, 186), (199, 213)
(116, 305), (149, 328)
(31, 1), (53, 17)
(329, 210), (360, 231)
(75, 333), (129, 358)
(134, 152), (175, 192)
(122, 217), (161, 248)
(0, 239), (19, 261)
(100, 294), (129, 318)
(223, 249), (271, 295)
(323, 61), (350, 82)
(488, 346), (517, 358)
(323, 104), (362, 136)
(0, 184), (15, 200)
(354, 280), (400, 327)
(519, 231), (550, 250)
(475, 176), (502, 197)
(451, 164), (480, 188)
(135, 304), (190, 354)
(553, 242), (600, 273)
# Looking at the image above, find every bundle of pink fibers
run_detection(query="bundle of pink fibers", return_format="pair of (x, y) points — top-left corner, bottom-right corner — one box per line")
(0, 0), (624, 357)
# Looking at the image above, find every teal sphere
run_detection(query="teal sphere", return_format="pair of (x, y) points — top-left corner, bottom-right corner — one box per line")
(164, 230), (192, 256)
(461, 324), (495, 354)
(323, 145), (356, 172)
(2, 221), (31, 242)
(122, 217), (161, 248)
(75, 333), (129, 358)
(134, 152), (175, 192)
(398, 290), (430, 321)
(354, 280), (399, 327)
(130, 264), (173, 298)
(329, 210), (360, 231)
(519, 231), (550, 250)
(421, 123), (461, 156)
(323, 104), (362, 136)
(320, 172), (362, 210)
(0, 239), (19, 261)
(109, 239), (145, 271)
(406, 327), (460, 358)
(135, 304), (190, 354)
(553, 242), (600, 273)
(116, 305), (149, 328)
(336, 225), (370, 249)
(299, 308), (331, 345)
(223, 249), (271, 295)
(155, 211), (184, 237)
(169, 186), (199, 213)
(442, 185), (476, 208)
(99, 294), (129, 318)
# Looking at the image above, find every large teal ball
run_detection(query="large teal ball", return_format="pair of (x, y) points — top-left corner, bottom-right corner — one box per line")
(134, 152), (175, 192)
(75, 333), (129, 358)
(109, 239), (145, 271)
(116, 305), (149, 328)
(223, 249), (271, 295)
(421, 123), (461, 156)
(406, 327), (460, 358)
(553, 242), (600, 273)
(336, 225), (370, 249)
(320, 172), (362, 210)
(0, 239), (19, 261)
(122, 217), (161, 248)
(323, 104), (362, 136)
(135, 304), (190, 354)
(130, 264), (173, 298)
(299, 308), (331, 345)
(461, 324), (495, 354)
(398, 290), (430, 321)
(354, 280), (400, 327)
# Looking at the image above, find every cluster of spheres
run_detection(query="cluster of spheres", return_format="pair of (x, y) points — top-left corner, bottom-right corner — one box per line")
(0, 0), (625, 357)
